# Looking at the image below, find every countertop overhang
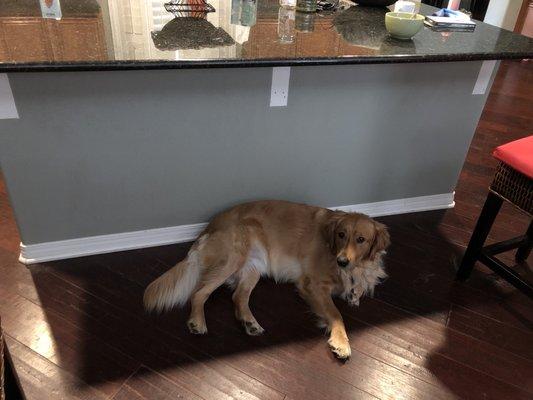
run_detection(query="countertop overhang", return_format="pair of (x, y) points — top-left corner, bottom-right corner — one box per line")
(1, 1), (532, 73)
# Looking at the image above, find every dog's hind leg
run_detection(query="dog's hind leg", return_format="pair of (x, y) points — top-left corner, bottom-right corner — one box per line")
(232, 268), (264, 336)
(187, 232), (248, 335)
(188, 273), (231, 335)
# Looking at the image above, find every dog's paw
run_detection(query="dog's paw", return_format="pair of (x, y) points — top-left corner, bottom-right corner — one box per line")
(328, 336), (351, 360)
(187, 319), (207, 335)
(243, 320), (265, 336)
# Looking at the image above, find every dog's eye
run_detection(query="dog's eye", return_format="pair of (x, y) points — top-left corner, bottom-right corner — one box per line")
(338, 232), (345, 239)
(356, 236), (365, 244)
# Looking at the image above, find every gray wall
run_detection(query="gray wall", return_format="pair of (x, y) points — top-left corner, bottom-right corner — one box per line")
(0, 61), (490, 244)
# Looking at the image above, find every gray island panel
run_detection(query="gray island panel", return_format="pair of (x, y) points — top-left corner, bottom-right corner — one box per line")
(0, 61), (490, 244)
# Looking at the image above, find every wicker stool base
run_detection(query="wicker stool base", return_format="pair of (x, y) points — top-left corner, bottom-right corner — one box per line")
(490, 162), (532, 216)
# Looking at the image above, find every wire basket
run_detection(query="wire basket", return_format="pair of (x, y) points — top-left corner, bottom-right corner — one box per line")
(164, 0), (215, 17)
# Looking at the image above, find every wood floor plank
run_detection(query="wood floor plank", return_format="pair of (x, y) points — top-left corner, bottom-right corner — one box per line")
(383, 256), (533, 332)
(341, 297), (533, 394)
(247, 279), (533, 399)
(374, 261), (533, 356)
(6, 257), (287, 400)
(5, 336), (108, 400)
(112, 366), (203, 400)
(382, 212), (532, 310)
(0, 289), (141, 397)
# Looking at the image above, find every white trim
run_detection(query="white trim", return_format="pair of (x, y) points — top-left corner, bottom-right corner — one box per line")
(19, 223), (208, 265)
(270, 67), (290, 107)
(19, 192), (454, 265)
(331, 192), (455, 217)
(472, 60), (497, 95)
(0, 74), (19, 119)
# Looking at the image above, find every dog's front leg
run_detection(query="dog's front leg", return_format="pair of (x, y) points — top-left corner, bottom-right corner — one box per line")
(322, 296), (351, 360)
(300, 285), (351, 360)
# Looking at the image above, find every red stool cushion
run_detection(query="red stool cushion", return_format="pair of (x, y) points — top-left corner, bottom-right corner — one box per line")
(493, 135), (533, 179)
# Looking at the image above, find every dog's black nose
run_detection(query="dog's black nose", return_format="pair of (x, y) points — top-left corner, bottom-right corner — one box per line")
(337, 256), (349, 267)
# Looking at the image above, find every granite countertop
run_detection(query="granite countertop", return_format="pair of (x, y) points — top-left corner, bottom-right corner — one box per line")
(0, 0), (532, 72)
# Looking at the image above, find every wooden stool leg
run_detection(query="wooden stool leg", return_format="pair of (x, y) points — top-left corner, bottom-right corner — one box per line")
(515, 220), (533, 262)
(457, 192), (503, 281)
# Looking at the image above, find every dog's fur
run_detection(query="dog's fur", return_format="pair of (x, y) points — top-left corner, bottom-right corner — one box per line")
(144, 200), (390, 359)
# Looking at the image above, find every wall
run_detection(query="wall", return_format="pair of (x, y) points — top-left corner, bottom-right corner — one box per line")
(0, 62), (491, 245)
(484, 0), (522, 30)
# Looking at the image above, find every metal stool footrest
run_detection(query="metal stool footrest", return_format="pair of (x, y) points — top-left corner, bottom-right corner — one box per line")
(478, 251), (533, 298)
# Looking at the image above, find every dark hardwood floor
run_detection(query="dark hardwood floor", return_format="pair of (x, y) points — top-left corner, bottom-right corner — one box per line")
(1, 60), (532, 400)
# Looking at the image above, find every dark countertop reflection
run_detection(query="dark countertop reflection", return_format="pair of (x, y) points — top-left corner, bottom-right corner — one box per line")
(0, 0), (101, 17)
(0, 0), (532, 72)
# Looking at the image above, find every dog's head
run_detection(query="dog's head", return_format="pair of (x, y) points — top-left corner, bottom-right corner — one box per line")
(324, 212), (390, 269)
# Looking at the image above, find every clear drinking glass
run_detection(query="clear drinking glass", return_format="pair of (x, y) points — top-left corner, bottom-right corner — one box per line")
(296, 0), (317, 13)
(278, 7), (296, 43)
(295, 11), (315, 32)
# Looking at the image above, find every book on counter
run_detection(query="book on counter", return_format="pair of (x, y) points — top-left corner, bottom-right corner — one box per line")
(425, 9), (476, 32)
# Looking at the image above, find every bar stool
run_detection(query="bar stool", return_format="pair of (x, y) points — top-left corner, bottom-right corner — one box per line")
(457, 135), (533, 298)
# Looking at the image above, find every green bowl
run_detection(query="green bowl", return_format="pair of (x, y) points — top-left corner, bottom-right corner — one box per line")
(385, 12), (424, 40)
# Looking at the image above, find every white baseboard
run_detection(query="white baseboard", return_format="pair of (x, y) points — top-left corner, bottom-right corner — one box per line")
(331, 192), (455, 217)
(19, 192), (454, 265)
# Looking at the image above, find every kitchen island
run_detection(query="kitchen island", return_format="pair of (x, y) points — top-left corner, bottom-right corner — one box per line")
(0, 0), (532, 263)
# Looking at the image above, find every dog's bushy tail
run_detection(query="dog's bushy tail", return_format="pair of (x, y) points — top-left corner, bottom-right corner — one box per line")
(143, 235), (208, 312)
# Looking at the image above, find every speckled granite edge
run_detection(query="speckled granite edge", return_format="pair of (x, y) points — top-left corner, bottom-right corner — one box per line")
(0, 51), (531, 73)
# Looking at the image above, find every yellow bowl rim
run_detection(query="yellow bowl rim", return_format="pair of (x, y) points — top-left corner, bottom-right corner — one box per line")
(385, 12), (425, 21)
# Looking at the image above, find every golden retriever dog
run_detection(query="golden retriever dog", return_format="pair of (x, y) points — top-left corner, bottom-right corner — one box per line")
(144, 200), (390, 359)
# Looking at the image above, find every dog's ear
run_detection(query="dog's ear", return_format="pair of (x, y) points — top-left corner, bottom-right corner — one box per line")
(369, 221), (390, 261)
(323, 212), (342, 253)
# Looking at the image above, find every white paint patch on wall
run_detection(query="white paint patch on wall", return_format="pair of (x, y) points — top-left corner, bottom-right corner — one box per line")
(270, 67), (291, 107)
(0, 74), (19, 119)
(472, 60), (497, 95)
